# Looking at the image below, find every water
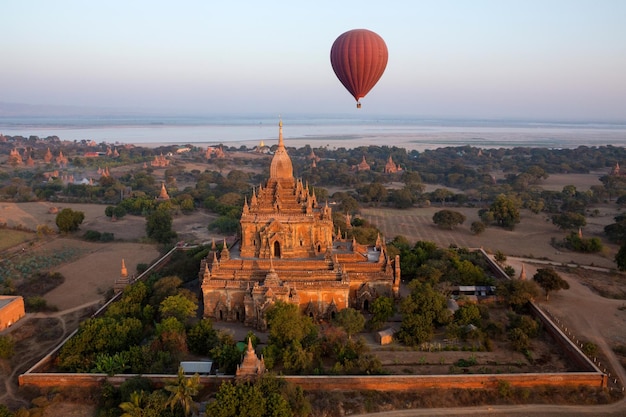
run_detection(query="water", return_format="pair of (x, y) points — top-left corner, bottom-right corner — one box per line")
(1, 114), (625, 151)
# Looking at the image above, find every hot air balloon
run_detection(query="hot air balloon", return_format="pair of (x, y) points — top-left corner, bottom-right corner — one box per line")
(330, 29), (388, 108)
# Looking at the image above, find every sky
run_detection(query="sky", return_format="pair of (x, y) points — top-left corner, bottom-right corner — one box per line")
(2, 0), (626, 121)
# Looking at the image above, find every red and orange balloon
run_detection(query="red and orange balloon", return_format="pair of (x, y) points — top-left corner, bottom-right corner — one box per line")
(330, 29), (388, 108)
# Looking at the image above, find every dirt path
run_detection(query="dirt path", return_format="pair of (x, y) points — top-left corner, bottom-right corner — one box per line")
(0, 302), (97, 410)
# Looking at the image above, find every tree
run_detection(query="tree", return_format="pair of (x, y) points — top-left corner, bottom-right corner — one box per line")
(533, 268), (570, 301)
(431, 188), (454, 206)
(146, 208), (177, 244)
(551, 212), (586, 230)
(432, 210), (466, 229)
(369, 296), (395, 329)
(489, 194), (520, 229)
(494, 250), (507, 265)
(159, 294), (198, 323)
(119, 391), (145, 417)
(498, 279), (540, 310)
(454, 303), (481, 326)
(397, 281), (450, 346)
(265, 301), (317, 348)
(0, 335), (15, 359)
(616, 242), (626, 271)
(470, 221), (486, 235)
(165, 366), (203, 417)
(187, 319), (219, 356)
(332, 307), (365, 339)
(55, 208), (85, 233)
(113, 205), (127, 219)
(389, 187), (414, 209)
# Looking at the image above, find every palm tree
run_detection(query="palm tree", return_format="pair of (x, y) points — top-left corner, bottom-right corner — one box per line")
(165, 366), (203, 417)
(119, 391), (145, 417)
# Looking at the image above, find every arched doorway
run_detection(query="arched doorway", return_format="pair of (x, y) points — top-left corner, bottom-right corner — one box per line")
(363, 299), (370, 312)
(274, 241), (281, 258)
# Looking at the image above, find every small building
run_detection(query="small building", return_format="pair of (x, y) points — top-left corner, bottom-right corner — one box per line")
(180, 361), (213, 376)
(451, 286), (497, 303)
(0, 296), (25, 331)
(376, 327), (395, 345)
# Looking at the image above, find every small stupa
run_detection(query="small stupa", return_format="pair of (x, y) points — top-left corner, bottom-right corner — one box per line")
(114, 259), (131, 293)
(235, 337), (265, 379)
(157, 182), (170, 201)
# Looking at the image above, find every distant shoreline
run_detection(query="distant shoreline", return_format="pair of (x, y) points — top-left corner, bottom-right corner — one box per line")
(2, 114), (626, 151)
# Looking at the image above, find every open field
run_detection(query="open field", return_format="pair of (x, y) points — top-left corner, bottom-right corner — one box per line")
(0, 229), (34, 252)
(362, 205), (619, 270)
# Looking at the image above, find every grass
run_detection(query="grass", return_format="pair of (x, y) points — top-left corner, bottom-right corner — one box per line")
(0, 229), (34, 251)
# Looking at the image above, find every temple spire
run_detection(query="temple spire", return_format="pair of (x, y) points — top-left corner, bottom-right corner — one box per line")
(120, 259), (128, 278)
(278, 118), (284, 148)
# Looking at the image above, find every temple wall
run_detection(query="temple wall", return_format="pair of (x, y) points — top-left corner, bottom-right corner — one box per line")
(19, 371), (606, 391)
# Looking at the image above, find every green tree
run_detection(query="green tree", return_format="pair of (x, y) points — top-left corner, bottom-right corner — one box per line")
(397, 281), (450, 346)
(498, 278), (540, 311)
(470, 221), (486, 235)
(206, 381), (266, 417)
(431, 188), (454, 206)
(187, 319), (219, 356)
(119, 390), (145, 417)
(369, 296), (395, 329)
(492, 194), (520, 229)
(0, 335), (15, 359)
(533, 268), (570, 301)
(494, 250), (507, 265)
(432, 210), (466, 229)
(159, 294), (198, 323)
(165, 366), (203, 417)
(615, 242), (626, 271)
(210, 333), (242, 374)
(55, 208), (85, 233)
(265, 301), (317, 348)
(113, 205), (127, 219)
(146, 208), (177, 244)
(454, 303), (481, 326)
(332, 307), (365, 339)
(551, 212), (586, 230)
(389, 187), (414, 209)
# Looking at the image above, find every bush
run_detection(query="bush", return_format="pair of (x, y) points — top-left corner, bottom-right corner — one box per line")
(0, 335), (15, 359)
(25, 296), (58, 312)
(564, 233), (602, 253)
(83, 230), (102, 241)
(582, 341), (598, 357)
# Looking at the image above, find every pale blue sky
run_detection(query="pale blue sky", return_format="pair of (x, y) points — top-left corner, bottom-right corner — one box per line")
(2, 1), (625, 120)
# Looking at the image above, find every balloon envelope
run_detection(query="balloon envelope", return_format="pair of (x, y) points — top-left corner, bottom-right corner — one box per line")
(330, 29), (388, 107)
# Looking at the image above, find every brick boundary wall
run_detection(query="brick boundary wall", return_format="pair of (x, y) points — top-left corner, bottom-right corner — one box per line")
(19, 371), (606, 391)
(18, 247), (608, 391)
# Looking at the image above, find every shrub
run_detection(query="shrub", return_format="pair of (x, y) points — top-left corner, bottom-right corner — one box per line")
(25, 296), (58, 312)
(0, 335), (15, 359)
(84, 230), (102, 241)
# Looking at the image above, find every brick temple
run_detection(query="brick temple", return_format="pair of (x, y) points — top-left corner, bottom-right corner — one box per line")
(200, 120), (400, 329)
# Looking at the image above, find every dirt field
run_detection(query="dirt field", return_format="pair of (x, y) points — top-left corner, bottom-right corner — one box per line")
(362, 204), (619, 270)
